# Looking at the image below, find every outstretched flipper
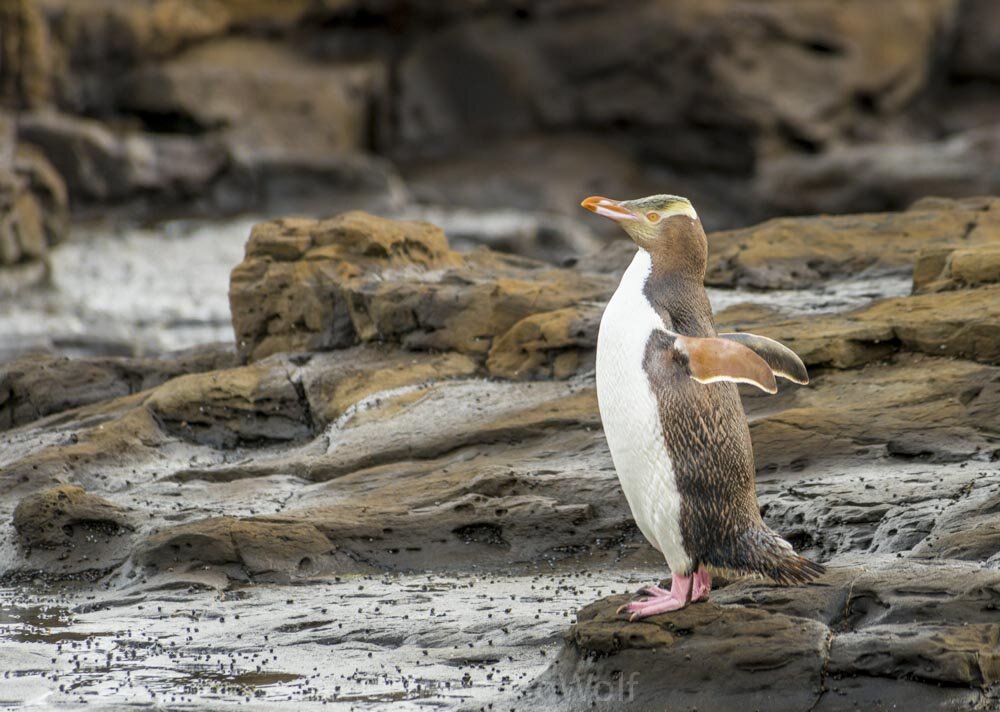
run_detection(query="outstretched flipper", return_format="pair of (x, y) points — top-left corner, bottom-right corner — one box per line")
(719, 332), (809, 385)
(661, 332), (778, 394)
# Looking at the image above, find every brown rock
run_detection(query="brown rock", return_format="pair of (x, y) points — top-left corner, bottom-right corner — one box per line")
(706, 197), (1000, 289)
(757, 128), (1000, 216)
(0, 405), (168, 499)
(13, 143), (68, 248)
(38, 0), (229, 112)
(0, 170), (47, 266)
(391, 0), (950, 167)
(487, 303), (603, 380)
(914, 243), (1000, 293)
(145, 354), (312, 447)
(136, 516), (351, 578)
(0, 143), (68, 294)
(750, 355), (999, 472)
(522, 559), (1000, 711)
(755, 284), (1000, 367)
(0, 343), (234, 432)
(0, 0), (51, 109)
(118, 38), (386, 156)
(13, 484), (132, 549)
(229, 211), (611, 362)
(298, 346), (479, 427)
(951, 0), (1000, 82)
(17, 111), (228, 204)
(137, 517), (240, 568)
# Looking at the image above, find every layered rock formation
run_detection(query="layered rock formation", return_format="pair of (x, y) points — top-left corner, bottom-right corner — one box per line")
(3, 0), (1000, 227)
(0, 121), (68, 294)
(1, 199), (998, 706)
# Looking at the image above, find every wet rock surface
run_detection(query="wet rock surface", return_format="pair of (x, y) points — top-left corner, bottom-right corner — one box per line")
(521, 558), (1000, 711)
(0, 203), (998, 709)
(0, 343), (234, 431)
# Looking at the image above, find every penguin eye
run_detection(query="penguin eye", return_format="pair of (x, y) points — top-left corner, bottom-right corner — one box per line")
(646, 211), (661, 223)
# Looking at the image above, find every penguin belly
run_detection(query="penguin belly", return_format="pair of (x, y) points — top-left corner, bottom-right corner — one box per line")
(596, 251), (692, 574)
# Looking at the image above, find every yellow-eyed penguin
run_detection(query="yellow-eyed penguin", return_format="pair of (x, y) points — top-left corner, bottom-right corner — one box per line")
(581, 194), (824, 620)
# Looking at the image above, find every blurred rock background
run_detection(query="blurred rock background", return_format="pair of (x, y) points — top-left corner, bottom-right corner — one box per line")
(2, 0), (1000, 228)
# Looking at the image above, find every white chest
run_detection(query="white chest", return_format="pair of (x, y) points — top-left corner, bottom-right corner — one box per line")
(595, 250), (689, 571)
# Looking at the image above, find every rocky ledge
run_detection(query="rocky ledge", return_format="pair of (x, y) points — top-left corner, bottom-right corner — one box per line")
(1, 197), (998, 707)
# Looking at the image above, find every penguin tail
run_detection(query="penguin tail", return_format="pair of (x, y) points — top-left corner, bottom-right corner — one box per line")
(743, 527), (826, 586)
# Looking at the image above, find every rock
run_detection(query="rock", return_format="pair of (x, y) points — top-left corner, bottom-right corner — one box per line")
(145, 354), (312, 447)
(217, 143), (406, 215)
(951, 0), (1000, 82)
(706, 196), (1000, 289)
(487, 303), (603, 380)
(749, 354), (999, 471)
(0, 0), (51, 109)
(135, 516), (350, 579)
(13, 484), (132, 549)
(0, 169), (48, 267)
(402, 204), (604, 263)
(0, 343), (234, 432)
(391, 0), (951, 166)
(229, 212), (459, 361)
(757, 128), (1000, 216)
(16, 111), (401, 215)
(757, 459), (1000, 563)
(38, 0), (230, 112)
(913, 242), (1000, 293)
(228, 210), (611, 362)
(0, 140), (67, 294)
(9, 484), (135, 579)
(0, 403), (169, 500)
(751, 285), (1000, 367)
(117, 38), (386, 156)
(297, 346), (478, 427)
(17, 111), (228, 205)
(167, 376), (627, 572)
(398, 134), (752, 230)
(522, 558), (1000, 711)
(13, 143), (68, 247)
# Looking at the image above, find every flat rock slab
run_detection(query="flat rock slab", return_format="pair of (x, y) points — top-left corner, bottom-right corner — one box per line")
(520, 558), (1000, 711)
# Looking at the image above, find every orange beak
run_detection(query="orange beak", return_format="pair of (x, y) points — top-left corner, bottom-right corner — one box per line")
(580, 196), (638, 222)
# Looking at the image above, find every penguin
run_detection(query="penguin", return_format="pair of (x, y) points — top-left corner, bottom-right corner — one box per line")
(581, 194), (824, 620)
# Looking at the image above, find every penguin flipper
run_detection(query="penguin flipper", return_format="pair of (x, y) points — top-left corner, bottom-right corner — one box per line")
(669, 333), (778, 394)
(718, 332), (809, 385)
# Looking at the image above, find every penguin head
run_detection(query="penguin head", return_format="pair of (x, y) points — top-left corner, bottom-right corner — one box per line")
(580, 194), (707, 276)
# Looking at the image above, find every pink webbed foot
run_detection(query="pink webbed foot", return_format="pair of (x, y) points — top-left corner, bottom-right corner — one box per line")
(619, 568), (712, 621)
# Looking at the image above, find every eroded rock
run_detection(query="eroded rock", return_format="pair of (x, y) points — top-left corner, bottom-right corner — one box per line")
(913, 242), (1000, 293)
(0, 343), (234, 432)
(13, 484), (132, 549)
(0, 140), (67, 295)
(135, 516), (351, 579)
(146, 354), (312, 447)
(706, 197), (1000, 289)
(8, 484), (135, 579)
(522, 558), (1000, 711)
(228, 211), (611, 362)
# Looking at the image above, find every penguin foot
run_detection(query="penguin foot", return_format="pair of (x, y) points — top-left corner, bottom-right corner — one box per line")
(619, 568), (712, 620)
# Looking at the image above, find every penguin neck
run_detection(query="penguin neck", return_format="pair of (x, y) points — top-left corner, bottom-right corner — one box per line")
(631, 248), (715, 337)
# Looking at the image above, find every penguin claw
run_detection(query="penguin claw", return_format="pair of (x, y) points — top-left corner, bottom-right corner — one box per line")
(617, 600), (646, 615)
